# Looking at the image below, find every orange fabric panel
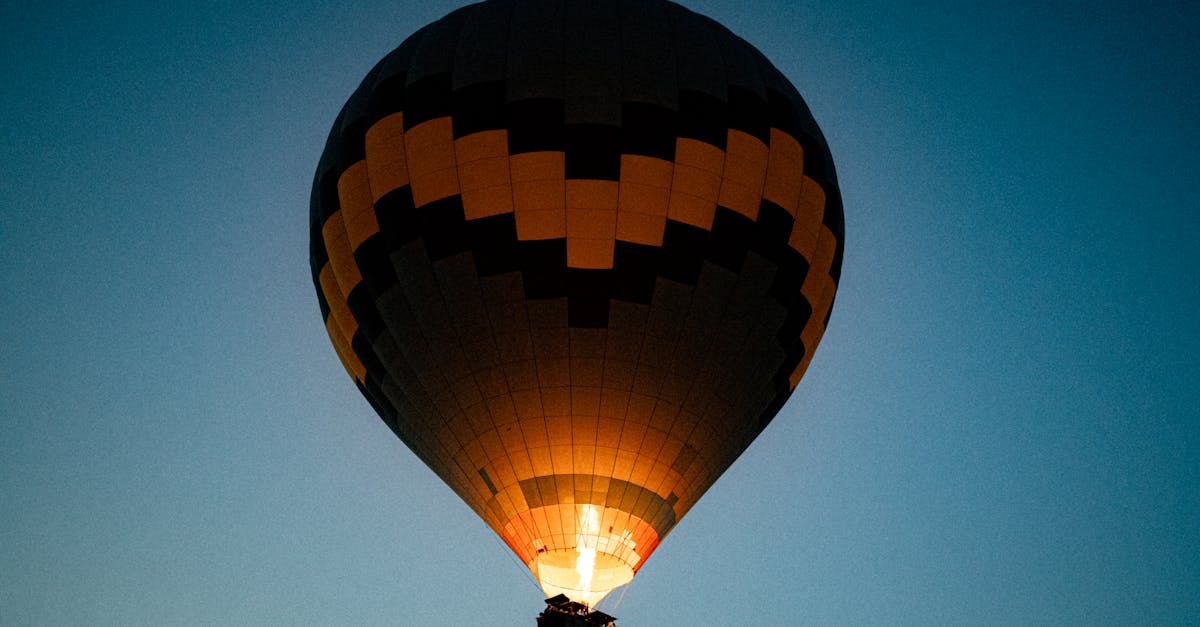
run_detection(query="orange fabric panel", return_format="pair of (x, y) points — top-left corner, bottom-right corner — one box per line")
(515, 208), (567, 240)
(363, 112), (409, 202)
(762, 128), (804, 213)
(566, 179), (619, 210)
(529, 447), (554, 477)
(668, 138), (724, 229)
(719, 130), (769, 220)
(616, 211), (667, 246)
(321, 210), (363, 289)
(410, 168), (460, 208)
(513, 178), (565, 212)
(337, 160), (379, 250)
(455, 129), (508, 164)
(461, 185), (515, 220)
(456, 130), (514, 220)
(405, 117), (459, 207)
(566, 207), (618, 239)
(564, 180), (619, 268)
(790, 175), (826, 255)
(620, 154), (674, 188)
(675, 137), (725, 174)
(801, 224), (837, 305)
(521, 417), (551, 449)
(666, 189), (717, 230)
(570, 357), (604, 386)
(572, 386), (602, 416)
(511, 151), (565, 181)
(404, 117), (456, 178)
(567, 237), (616, 269)
(541, 386), (571, 416)
(618, 182), (671, 217)
(600, 389), (630, 419)
(511, 152), (567, 239)
(573, 447), (597, 476)
(615, 154), (671, 247)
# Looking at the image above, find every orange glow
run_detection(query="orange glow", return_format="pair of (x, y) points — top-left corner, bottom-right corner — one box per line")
(533, 504), (638, 606)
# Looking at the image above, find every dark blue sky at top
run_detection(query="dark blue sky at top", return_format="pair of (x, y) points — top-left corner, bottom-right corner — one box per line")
(2, 1), (1196, 625)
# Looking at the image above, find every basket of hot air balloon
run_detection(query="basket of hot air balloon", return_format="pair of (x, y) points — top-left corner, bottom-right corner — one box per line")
(310, 0), (843, 610)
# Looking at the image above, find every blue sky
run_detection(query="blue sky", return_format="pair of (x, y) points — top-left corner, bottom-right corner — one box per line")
(2, 1), (1197, 624)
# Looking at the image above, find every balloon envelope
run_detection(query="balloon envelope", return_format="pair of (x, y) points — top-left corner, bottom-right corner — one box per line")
(311, 0), (843, 605)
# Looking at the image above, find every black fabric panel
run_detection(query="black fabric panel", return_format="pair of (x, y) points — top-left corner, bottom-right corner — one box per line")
(309, 215), (330, 275)
(619, 0), (676, 108)
(670, 4), (726, 102)
(347, 278), (386, 342)
(402, 73), (453, 130)
(776, 291), (812, 368)
(353, 233), (400, 299)
(452, 0), (512, 90)
(823, 292), (837, 328)
(753, 200), (796, 266)
(610, 241), (659, 303)
(708, 207), (755, 273)
(519, 239), (567, 298)
(336, 63), (383, 166)
(506, 0), (563, 102)
(335, 117), (370, 167)
(314, 283), (331, 321)
(768, 246), (810, 315)
(315, 167), (341, 227)
(676, 89), (727, 149)
(566, 268), (612, 328)
(564, 123), (621, 180)
(765, 88), (800, 140)
(658, 220), (708, 285)
(357, 378), (399, 433)
(366, 26), (430, 125)
(373, 186), (420, 253)
(452, 80), (507, 138)
(717, 27), (767, 103)
(621, 102), (676, 161)
(415, 195), (470, 261)
(824, 192), (846, 274)
(351, 330), (385, 381)
(563, 0), (621, 126)
(371, 21), (432, 92)
(506, 98), (564, 154)
(406, 5), (470, 86)
(312, 106), (346, 231)
(468, 213), (522, 276)
(366, 72), (408, 126)
(795, 131), (832, 188)
(727, 85), (770, 145)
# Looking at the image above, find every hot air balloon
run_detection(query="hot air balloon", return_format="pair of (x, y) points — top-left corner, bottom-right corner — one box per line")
(310, 0), (843, 609)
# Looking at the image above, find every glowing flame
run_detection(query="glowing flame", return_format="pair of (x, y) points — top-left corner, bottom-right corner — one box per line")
(575, 505), (600, 596)
(575, 546), (597, 592)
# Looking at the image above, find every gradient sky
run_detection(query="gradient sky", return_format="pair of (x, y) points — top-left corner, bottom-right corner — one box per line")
(2, 1), (1197, 625)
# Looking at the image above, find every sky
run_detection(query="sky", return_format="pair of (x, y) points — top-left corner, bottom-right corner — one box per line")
(2, 0), (1197, 625)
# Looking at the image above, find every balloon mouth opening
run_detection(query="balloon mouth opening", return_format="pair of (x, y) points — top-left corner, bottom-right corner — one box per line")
(534, 548), (635, 607)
